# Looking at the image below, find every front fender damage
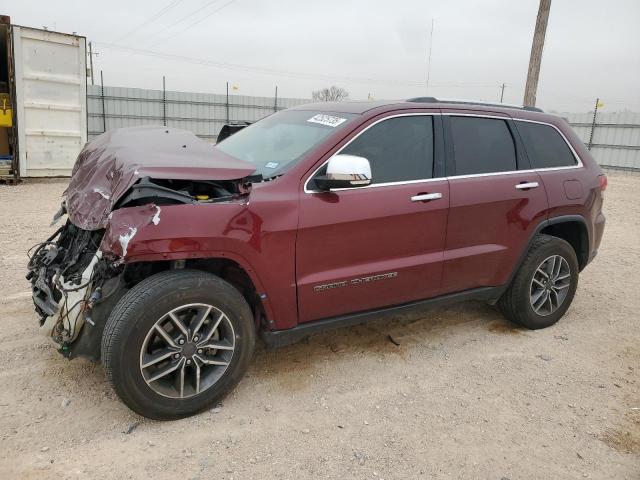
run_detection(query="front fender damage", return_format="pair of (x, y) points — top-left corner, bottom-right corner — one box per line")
(100, 203), (163, 261)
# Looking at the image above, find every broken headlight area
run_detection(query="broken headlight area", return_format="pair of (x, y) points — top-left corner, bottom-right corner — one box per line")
(26, 220), (121, 353)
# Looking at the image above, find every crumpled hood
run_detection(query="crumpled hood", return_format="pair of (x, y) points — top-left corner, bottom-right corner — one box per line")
(63, 126), (257, 230)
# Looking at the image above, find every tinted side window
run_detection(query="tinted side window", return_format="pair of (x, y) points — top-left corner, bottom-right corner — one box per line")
(450, 117), (517, 175)
(340, 115), (434, 184)
(516, 121), (577, 168)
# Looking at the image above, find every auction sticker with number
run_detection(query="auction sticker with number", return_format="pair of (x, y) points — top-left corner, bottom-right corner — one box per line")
(307, 114), (347, 128)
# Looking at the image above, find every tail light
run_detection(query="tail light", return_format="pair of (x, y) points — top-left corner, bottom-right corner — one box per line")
(598, 174), (608, 191)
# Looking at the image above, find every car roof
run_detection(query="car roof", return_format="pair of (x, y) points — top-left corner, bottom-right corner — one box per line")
(288, 100), (395, 114)
(288, 98), (560, 124)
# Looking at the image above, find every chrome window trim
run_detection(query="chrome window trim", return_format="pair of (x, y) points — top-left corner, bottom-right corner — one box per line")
(303, 113), (584, 194)
(313, 176), (446, 193)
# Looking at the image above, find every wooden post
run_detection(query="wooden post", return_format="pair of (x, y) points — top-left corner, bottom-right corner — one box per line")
(523, 0), (552, 107)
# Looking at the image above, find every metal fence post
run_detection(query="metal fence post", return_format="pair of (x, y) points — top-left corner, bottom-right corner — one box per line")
(274, 85), (278, 113)
(162, 76), (167, 127)
(226, 82), (229, 123)
(100, 70), (106, 133)
(588, 97), (599, 151)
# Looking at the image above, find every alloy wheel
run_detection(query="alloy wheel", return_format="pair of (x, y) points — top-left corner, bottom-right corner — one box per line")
(139, 303), (235, 399)
(529, 255), (572, 316)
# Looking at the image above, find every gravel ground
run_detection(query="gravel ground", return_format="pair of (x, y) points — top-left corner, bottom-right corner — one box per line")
(0, 171), (638, 479)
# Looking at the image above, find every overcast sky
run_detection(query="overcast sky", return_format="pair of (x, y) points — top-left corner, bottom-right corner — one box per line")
(7, 0), (640, 111)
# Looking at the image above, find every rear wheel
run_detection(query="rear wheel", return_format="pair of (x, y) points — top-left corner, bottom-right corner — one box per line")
(101, 269), (255, 420)
(499, 234), (579, 329)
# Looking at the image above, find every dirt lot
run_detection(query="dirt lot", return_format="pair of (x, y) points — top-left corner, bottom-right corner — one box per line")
(0, 171), (638, 479)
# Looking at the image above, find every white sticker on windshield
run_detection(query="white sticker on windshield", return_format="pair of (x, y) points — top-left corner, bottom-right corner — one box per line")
(307, 114), (347, 128)
(265, 162), (279, 169)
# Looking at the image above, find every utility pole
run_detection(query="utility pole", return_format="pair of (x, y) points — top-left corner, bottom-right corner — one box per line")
(523, 0), (552, 107)
(500, 83), (506, 103)
(426, 18), (434, 93)
(88, 41), (98, 85)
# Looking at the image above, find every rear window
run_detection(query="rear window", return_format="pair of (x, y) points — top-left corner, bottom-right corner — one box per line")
(516, 121), (577, 169)
(450, 116), (517, 175)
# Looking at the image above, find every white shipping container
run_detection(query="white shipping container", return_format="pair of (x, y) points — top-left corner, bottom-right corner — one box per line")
(12, 25), (86, 177)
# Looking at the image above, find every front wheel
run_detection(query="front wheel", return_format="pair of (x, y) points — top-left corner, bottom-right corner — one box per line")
(101, 270), (255, 420)
(499, 234), (579, 329)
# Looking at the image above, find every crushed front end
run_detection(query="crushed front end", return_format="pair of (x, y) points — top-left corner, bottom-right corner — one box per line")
(26, 126), (257, 360)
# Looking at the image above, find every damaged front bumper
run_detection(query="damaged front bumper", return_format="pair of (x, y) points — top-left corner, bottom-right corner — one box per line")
(26, 220), (119, 357)
(37, 252), (102, 345)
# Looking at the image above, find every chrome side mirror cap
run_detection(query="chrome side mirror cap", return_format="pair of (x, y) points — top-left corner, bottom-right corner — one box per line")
(315, 154), (372, 191)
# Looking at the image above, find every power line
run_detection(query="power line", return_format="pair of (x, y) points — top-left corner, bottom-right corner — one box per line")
(110, 0), (186, 45)
(137, 0), (220, 46)
(140, 0), (230, 47)
(163, 0), (223, 27)
(148, 0), (237, 47)
(95, 41), (505, 88)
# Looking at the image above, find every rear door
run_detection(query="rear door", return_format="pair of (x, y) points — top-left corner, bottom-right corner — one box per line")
(296, 113), (449, 323)
(12, 26), (87, 177)
(440, 113), (548, 294)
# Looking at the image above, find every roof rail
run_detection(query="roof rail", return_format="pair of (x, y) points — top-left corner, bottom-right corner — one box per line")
(406, 96), (544, 113)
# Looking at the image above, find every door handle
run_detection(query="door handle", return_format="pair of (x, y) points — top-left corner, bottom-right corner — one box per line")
(515, 182), (539, 190)
(411, 192), (443, 202)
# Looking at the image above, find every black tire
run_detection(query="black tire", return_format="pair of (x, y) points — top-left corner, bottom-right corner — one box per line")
(499, 234), (579, 329)
(101, 269), (255, 420)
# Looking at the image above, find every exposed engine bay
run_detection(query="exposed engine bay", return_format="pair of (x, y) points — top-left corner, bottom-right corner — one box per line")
(116, 177), (245, 208)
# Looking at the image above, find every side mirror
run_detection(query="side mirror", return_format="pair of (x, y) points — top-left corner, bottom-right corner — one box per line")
(315, 154), (372, 191)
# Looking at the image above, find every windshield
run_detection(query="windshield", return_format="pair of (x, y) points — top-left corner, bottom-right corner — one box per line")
(215, 110), (357, 177)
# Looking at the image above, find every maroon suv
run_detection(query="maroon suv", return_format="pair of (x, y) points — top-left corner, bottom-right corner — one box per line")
(27, 98), (607, 419)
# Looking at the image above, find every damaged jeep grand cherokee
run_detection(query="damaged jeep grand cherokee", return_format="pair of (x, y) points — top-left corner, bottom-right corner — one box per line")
(27, 99), (606, 419)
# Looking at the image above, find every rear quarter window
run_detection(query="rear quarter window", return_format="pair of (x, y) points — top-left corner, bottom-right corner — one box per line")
(515, 121), (578, 169)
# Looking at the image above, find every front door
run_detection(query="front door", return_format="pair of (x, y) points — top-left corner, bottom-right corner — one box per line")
(296, 114), (449, 323)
